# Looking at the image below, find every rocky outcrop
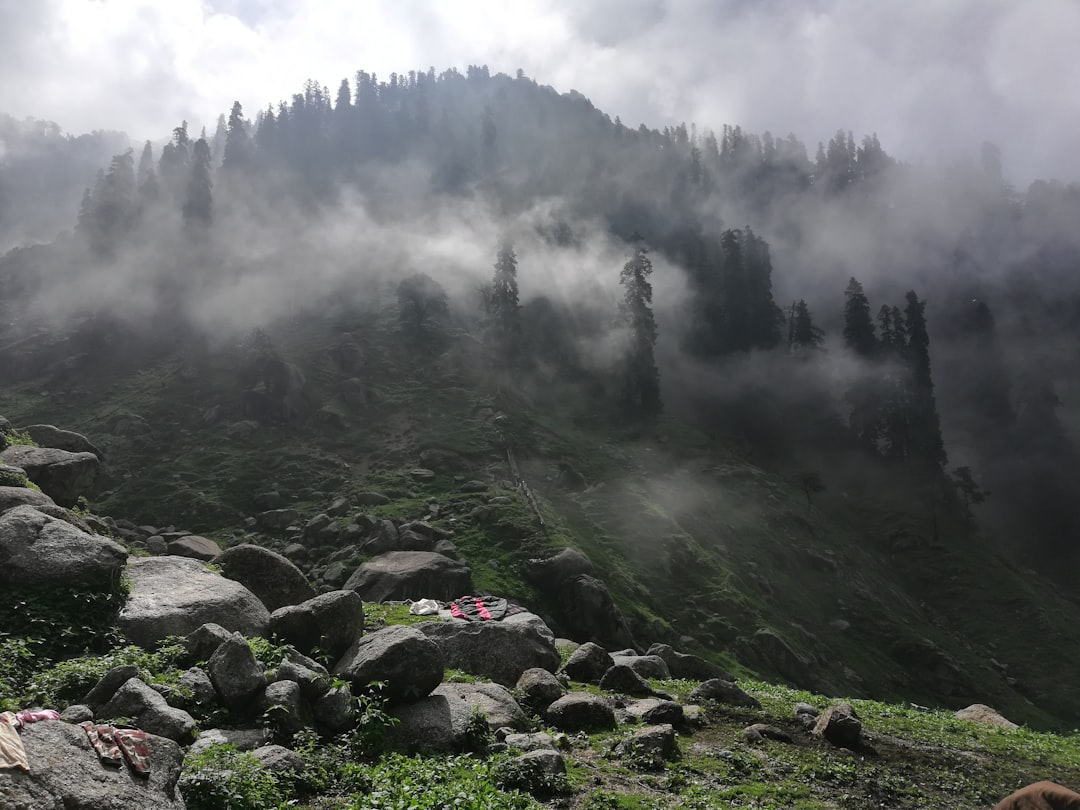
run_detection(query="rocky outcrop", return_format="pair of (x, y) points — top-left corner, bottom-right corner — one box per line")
(270, 590), (365, 662)
(97, 678), (197, 742)
(0, 504), (127, 588)
(561, 642), (614, 684)
(333, 625), (444, 703)
(119, 556), (270, 647)
(19, 424), (104, 459)
(418, 616), (560, 686)
(390, 690), (475, 754)
(546, 692), (617, 732)
(645, 643), (733, 682)
(0, 445), (99, 507)
(344, 551), (472, 602)
(432, 682), (528, 730)
(0, 485), (55, 514)
(214, 543), (316, 611)
(0, 720), (184, 810)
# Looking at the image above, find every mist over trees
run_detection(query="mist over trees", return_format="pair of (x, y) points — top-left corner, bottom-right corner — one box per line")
(2, 65), (1080, 582)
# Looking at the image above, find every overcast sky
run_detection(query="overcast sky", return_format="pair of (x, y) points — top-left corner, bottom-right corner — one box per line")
(2, 0), (1079, 184)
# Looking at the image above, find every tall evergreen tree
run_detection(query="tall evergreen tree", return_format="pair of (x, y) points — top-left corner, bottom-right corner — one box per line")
(619, 238), (661, 418)
(488, 239), (520, 369)
(843, 277), (881, 450)
(182, 138), (213, 228)
(222, 101), (253, 172)
(158, 122), (191, 198)
(788, 299), (824, 352)
(843, 278), (877, 356)
(902, 290), (947, 471)
(136, 140), (159, 210)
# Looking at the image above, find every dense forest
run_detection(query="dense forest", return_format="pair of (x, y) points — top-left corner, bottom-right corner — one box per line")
(2, 65), (1080, 584)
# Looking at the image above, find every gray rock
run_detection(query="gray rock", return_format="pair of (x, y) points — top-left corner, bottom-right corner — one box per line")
(257, 509), (300, 531)
(314, 684), (354, 735)
(166, 535), (222, 561)
(511, 749), (567, 788)
(743, 723), (794, 744)
(396, 527), (435, 552)
(433, 539), (459, 559)
(259, 680), (312, 737)
(98, 677), (196, 742)
(954, 704), (1019, 729)
(254, 491), (282, 510)
(188, 727), (271, 756)
(391, 691), (474, 753)
(410, 468), (436, 481)
(418, 617), (560, 686)
(600, 664), (653, 696)
(688, 679), (762, 709)
(327, 497), (351, 517)
(611, 654), (671, 681)
(180, 622), (234, 663)
(82, 664), (139, 710)
(251, 744), (306, 773)
(504, 732), (557, 751)
(146, 535), (168, 555)
(179, 667), (217, 706)
(270, 590), (365, 662)
(625, 698), (685, 726)
(119, 557), (270, 647)
(0, 485), (54, 514)
(525, 547), (595, 582)
(0, 445), (99, 507)
(545, 692), (616, 732)
(813, 702), (862, 749)
(344, 551), (472, 602)
(644, 644), (734, 682)
(356, 492), (390, 505)
(60, 704), (94, 723)
(283, 543), (308, 561)
(433, 682), (528, 731)
(20, 425), (103, 458)
(0, 505), (127, 588)
(214, 543), (316, 611)
(304, 513), (333, 537)
(0, 720), (183, 810)
(274, 659), (331, 701)
(561, 642), (613, 684)
(333, 625), (443, 703)
(516, 668), (566, 713)
(207, 633), (267, 708)
(613, 724), (678, 763)
(559, 574), (635, 650)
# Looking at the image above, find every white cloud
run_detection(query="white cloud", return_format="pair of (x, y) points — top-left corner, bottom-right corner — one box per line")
(2, 0), (1078, 182)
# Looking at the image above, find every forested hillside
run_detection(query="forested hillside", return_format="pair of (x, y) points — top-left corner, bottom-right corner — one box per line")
(3, 66), (1080, 732)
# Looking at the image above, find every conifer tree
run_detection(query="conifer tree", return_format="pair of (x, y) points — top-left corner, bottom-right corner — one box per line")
(619, 238), (661, 418)
(843, 277), (881, 450)
(182, 138), (213, 228)
(159, 122), (191, 198)
(788, 299), (824, 352)
(903, 290), (947, 471)
(488, 239), (520, 369)
(222, 101), (253, 172)
(136, 140), (159, 209)
(843, 278), (877, 356)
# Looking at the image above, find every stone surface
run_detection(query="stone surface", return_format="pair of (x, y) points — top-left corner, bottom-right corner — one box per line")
(0, 485), (54, 514)
(0, 505), (127, 588)
(344, 551), (472, 602)
(187, 727), (271, 756)
(0, 720), (184, 810)
(813, 702), (863, 749)
(561, 642), (614, 684)
(626, 698), (685, 726)
(599, 664), (653, 696)
(545, 692), (617, 732)
(180, 622), (234, 663)
(391, 690), (474, 753)
(207, 633), (268, 708)
(119, 556), (270, 647)
(215, 543), (317, 611)
(418, 617), (560, 686)
(166, 535), (222, 561)
(82, 664), (139, 710)
(613, 723), (678, 763)
(0, 445), (99, 507)
(178, 667), (217, 706)
(59, 704), (94, 723)
(688, 679), (762, 709)
(504, 732), (557, 752)
(270, 590), (365, 661)
(333, 625), (444, 703)
(954, 704), (1019, 729)
(97, 677), (196, 742)
(313, 684), (355, 735)
(611, 654), (671, 681)
(251, 745), (306, 773)
(743, 723), (794, 744)
(433, 682), (528, 730)
(20, 424), (104, 458)
(516, 668), (566, 713)
(259, 679), (312, 736)
(645, 643), (733, 682)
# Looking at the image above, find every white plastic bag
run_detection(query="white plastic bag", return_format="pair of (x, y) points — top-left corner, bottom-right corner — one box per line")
(409, 598), (440, 616)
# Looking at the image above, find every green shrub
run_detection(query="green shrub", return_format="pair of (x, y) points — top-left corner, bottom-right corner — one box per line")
(179, 744), (284, 810)
(347, 682), (399, 761)
(23, 642), (185, 708)
(0, 465), (31, 487)
(5, 430), (37, 447)
(0, 636), (36, 711)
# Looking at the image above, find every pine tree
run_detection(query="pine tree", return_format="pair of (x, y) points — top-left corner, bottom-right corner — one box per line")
(210, 114), (228, 166)
(222, 101), (253, 172)
(619, 238), (661, 418)
(788, 299), (824, 352)
(843, 278), (877, 356)
(159, 122), (191, 198)
(182, 138), (213, 228)
(136, 140), (159, 210)
(902, 290), (947, 471)
(488, 239), (520, 369)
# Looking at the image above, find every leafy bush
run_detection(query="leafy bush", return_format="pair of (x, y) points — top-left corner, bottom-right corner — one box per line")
(0, 636), (36, 711)
(0, 464), (31, 487)
(5, 430), (37, 446)
(347, 682), (399, 761)
(180, 744), (284, 810)
(23, 642), (185, 708)
(247, 636), (290, 670)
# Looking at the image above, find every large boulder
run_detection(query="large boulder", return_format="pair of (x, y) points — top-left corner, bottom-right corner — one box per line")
(0, 720), (184, 810)
(97, 678), (197, 742)
(333, 625), (444, 703)
(0, 505), (127, 588)
(207, 633), (268, 709)
(433, 682), (528, 730)
(344, 551), (472, 601)
(516, 668), (566, 714)
(688, 679), (762, 709)
(0, 486), (55, 514)
(118, 556), (270, 647)
(525, 547), (595, 582)
(546, 692), (616, 732)
(0, 445), (99, 507)
(391, 690), (476, 754)
(561, 642), (614, 685)
(418, 616), (560, 686)
(813, 702), (863, 749)
(20, 425), (104, 459)
(166, 535), (222, 561)
(599, 664), (653, 696)
(611, 654), (671, 681)
(214, 543), (316, 611)
(270, 590), (365, 662)
(646, 643), (733, 682)
(954, 704), (1019, 729)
